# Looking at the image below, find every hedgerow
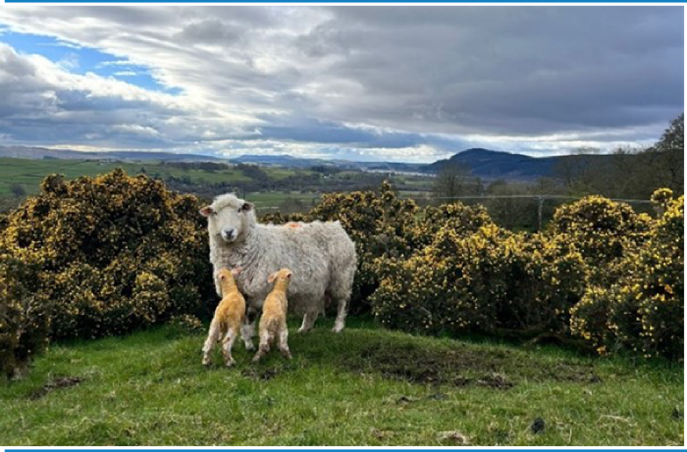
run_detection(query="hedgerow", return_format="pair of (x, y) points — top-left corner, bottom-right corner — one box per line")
(1, 175), (683, 378)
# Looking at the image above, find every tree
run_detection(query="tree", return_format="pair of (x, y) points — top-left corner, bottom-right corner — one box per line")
(647, 113), (684, 194)
(9, 183), (26, 198)
(553, 147), (600, 194)
(433, 162), (471, 199)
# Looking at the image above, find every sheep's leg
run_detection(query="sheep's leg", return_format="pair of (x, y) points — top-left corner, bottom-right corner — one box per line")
(252, 331), (271, 363)
(297, 311), (317, 333)
(202, 320), (220, 366)
(277, 327), (292, 360)
(241, 311), (257, 350)
(332, 297), (348, 333)
(222, 328), (238, 367)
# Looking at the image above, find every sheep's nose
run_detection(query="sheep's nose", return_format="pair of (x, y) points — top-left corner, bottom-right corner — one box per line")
(223, 228), (236, 237)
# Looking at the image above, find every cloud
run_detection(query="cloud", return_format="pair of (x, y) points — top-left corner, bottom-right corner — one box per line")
(0, 6), (682, 162)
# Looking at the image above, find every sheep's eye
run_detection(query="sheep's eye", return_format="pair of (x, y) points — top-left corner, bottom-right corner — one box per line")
(238, 207), (242, 213)
(211, 211), (218, 216)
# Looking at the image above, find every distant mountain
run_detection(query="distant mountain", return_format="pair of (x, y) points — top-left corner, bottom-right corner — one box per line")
(427, 148), (616, 181)
(0, 146), (224, 162)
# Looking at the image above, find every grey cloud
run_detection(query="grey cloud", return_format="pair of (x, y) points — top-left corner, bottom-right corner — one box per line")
(176, 19), (242, 44)
(0, 6), (682, 160)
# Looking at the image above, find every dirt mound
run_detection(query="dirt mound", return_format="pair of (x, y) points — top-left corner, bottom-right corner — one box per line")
(347, 341), (600, 389)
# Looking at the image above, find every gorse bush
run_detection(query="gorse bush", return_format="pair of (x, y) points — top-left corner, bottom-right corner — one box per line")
(0, 170), (213, 376)
(0, 257), (51, 378)
(571, 192), (684, 358)
(372, 224), (587, 338)
(549, 195), (651, 272)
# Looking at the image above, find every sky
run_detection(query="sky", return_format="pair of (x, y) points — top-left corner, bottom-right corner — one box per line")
(0, 6), (683, 163)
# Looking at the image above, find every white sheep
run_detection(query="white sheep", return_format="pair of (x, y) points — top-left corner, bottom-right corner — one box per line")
(200, 193), (357, 349)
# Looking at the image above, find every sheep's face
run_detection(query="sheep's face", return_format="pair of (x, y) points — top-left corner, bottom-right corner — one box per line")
(200, 194), (255, 244)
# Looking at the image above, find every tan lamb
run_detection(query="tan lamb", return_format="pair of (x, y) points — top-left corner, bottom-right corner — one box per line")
(202, 267), (246, 367)
(252, 268), (293, 362)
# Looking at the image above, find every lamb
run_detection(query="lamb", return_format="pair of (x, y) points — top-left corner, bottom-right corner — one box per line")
(201, 267), (246, 367)
(200, 193), (357, 350)
(252, 268), (293, 362)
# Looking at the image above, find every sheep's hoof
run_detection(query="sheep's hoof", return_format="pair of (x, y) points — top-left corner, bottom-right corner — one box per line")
(225, 360), (235, 368)
(332, 324), (345, 333)
(252, 355), (262, 363)
(297, 326), (311, 333)
(244, 342), (255, 351)
(202, 358), (211, 367)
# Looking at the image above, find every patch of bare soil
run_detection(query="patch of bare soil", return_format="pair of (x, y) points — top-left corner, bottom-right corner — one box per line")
(347, 342), (601, 389)
(30, 376), (84, 400)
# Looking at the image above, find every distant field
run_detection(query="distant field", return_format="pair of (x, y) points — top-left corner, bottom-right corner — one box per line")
(0, 157), (433, 213)
(0, 158), (318, 194)
(246, 191), (322, 211)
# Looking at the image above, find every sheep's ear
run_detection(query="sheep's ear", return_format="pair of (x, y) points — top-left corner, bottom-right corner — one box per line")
(267, 272), (277, 283)
(241, 202), (253, 212)
(199, 206), (213, 217)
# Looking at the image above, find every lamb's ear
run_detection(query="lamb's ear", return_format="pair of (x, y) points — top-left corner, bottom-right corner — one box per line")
(199, 206), (213, 217)
(267, 272), (277, 283)
(286, 271), (292, 279)
(241, 202), (254, 212)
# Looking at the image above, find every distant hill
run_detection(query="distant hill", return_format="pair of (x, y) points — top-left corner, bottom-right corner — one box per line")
(0, 145), (622, 182)
(231, 154), (337, 168)
(0, 146), (224, 162)
(427, 148), (617, 181)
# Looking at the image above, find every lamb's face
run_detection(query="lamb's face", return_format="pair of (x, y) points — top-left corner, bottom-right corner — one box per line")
(200, 195), (255, 244)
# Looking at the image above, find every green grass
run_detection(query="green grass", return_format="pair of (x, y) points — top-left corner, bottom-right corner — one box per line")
(0, 158), (315, 197)
(1, 319), (682, 446)
(247, 191), (322, 211)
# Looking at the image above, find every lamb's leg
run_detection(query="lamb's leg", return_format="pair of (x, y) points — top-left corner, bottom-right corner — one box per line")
(202, 320), (220, 366)
(297, 311), (317, 333)
(332, 297), (348, 333)
(241, 310), (257, 350)
(252, 331), (271, 363)
(222, 328), (238, 367)
(277, 327), (292, 360)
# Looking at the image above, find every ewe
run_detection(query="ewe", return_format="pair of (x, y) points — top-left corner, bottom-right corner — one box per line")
(200, 194), (356, 349)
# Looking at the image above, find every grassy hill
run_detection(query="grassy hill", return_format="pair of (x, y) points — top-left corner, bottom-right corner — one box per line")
(0, 321), (682, 446)
(0, 158), (272, 196)
(0, 157), (435, 213)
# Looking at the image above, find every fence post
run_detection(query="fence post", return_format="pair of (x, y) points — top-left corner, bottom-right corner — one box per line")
(537, 196), (545, 231)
